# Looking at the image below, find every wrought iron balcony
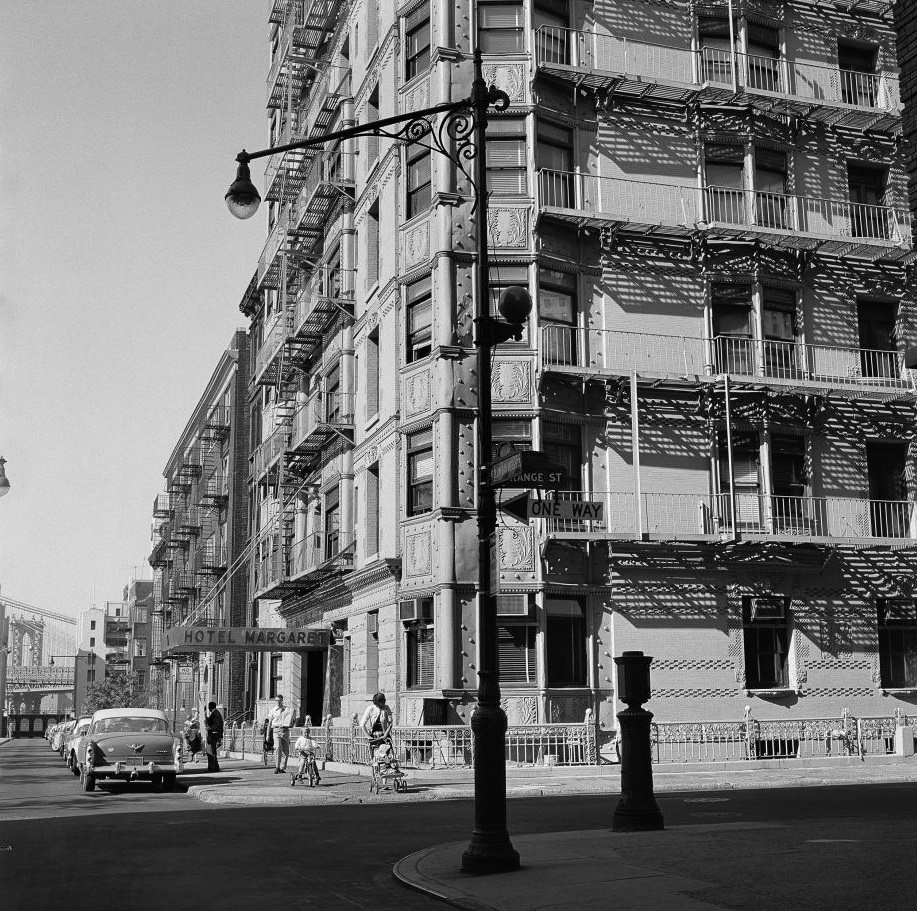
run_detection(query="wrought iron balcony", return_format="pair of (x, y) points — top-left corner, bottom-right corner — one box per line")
(253, 311), (291, 384)
(292, 264), (355, 349)
(290, 530), (355, 579)
(196, 542), (227, 575)
(536, 170), (911, 261)
(257, 208), (290, 291)
(149, 533), (172, 568)
(153, 493), (172, 518)
(203, 405), (231, 440)
(541, 490), (916, 545)
(290, 391), (355, 453)
(533, 26), (901, 133)
(540, 326), (916, 396)
(199, 474), (229, 508)
(174, 507), (202, 537)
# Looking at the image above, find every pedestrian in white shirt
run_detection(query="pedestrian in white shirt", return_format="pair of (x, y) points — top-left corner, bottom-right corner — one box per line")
(361, 692), (393, 744)
(267, 694), (294, 773)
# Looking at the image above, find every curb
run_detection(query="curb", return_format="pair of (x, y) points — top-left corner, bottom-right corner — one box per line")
(393, 843), (498, 911)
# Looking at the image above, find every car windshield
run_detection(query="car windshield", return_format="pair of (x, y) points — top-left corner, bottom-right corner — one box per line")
(92, 717), (169, 735)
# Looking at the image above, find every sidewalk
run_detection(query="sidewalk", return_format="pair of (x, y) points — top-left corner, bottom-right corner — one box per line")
(187, 749), (917, 806)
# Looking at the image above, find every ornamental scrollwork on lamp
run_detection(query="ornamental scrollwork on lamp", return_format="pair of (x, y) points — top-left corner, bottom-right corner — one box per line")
(369, 86), (510, 212)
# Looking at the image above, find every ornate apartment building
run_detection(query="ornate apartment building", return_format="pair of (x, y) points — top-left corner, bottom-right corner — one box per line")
(149, 331), (251, 720)
(241, 0), (915, 735)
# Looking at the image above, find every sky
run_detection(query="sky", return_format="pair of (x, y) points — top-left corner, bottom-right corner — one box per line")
(1, 2), (270, 618)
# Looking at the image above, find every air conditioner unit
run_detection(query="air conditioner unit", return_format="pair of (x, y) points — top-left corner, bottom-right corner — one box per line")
(399, 598), (433, 621)
(750, 597), (787, 621)
(367, 612), (379, 634)
(496, 594), (529, 616)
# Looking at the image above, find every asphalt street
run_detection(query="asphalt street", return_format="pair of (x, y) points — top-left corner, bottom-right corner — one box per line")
(3, 738), (917, 911)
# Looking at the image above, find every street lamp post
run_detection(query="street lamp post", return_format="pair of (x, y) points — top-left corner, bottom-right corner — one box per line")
(227, 50), (524, 873)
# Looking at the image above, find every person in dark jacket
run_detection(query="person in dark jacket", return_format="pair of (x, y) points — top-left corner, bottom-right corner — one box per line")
(204, 702), (224, 773)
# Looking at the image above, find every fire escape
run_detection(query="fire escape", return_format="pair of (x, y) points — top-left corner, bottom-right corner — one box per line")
(532, 1), (914, 575)
(252, 0), (356, 606)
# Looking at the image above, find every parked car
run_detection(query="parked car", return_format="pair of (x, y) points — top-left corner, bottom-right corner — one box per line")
(65, 716), (93, 775)
(52, 720), (75, 755)
(79, 708), (183, 792)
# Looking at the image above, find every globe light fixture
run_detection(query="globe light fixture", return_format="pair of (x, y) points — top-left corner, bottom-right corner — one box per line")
(225, 154), (261, 220)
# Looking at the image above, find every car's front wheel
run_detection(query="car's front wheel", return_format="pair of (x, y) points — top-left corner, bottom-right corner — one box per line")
(80, 768), (96, 792)
(69, 754), (80, 776)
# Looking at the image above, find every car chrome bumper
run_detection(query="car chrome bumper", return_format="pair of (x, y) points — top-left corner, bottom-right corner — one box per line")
(91, 761), (181, 777)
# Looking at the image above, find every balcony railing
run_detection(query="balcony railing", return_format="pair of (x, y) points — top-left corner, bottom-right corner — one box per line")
(257, 208), (290, 290)
(293, 265), (355, 341)
(540, 326), (915, 394)
(541, 490), (915, 543)
(254, 312), (289, 381)
(153, 493), (172, 518)
(536, 170), (912, 254)
(533, 27), (900, 129)
(252, 426), (290, 479)
(289, 530), (356, 578)
(291, 391), (355, 450)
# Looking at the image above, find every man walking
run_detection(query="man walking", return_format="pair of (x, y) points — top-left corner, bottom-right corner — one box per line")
(267, 694), (294, 773)
(204, 701), (224, 773)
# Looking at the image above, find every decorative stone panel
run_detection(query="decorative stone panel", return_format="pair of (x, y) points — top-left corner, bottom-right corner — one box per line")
(548, 695), (590, 723)
(482, 63), (526, 103)
(401, 362), (433, 421)
(401, 75), (429, 112)
(402, 218), (430, 269)
(403, 526), (433, 579)
(488, 207), (529, 249)
(492, 357), (533, 404)
(497, 525), (536, 584)
(400, 698), (425, 726)
(501, 695), (538, 725)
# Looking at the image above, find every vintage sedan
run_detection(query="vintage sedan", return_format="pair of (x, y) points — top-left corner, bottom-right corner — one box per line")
(79, 708), (183, 792)
(52, 720), (75, 755)
(65, 716), (93, 775)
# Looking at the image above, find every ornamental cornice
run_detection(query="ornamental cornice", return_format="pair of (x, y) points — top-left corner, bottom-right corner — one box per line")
(344, 557), (402, 598)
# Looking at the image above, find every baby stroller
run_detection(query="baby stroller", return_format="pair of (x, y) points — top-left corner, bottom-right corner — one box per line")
(369, 735), (407, 794)
(183, 721), (203, 762)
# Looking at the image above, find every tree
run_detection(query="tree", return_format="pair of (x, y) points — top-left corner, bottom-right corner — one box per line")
(81, 673), (149, 715)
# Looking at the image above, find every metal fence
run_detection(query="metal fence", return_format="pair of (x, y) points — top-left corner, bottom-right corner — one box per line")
(219, 718), (597, 769)
(218, 712), (915, 768)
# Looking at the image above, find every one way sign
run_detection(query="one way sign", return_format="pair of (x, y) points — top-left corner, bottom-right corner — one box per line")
(498, 494), (604, 522)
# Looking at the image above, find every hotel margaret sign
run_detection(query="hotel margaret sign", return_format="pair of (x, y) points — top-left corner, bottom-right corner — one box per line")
(163, 626), (331, 653)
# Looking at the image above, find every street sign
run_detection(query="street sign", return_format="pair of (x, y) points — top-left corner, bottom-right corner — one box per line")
(488, 450), (567, 489)
(498, 494), (604, 522)
(163, 626), (332, 653)
(177, 665), (193, 684)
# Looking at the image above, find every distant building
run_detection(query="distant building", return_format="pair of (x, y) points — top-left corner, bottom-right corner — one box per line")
(148, 330), (251, 721)
(125, 579), (153, 693)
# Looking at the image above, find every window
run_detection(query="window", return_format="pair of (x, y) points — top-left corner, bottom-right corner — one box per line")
(878, 599), (917, 688)
(326, 364), (341, 424)
(537, 122), (573, 207)
(711, 283), (753, 374)
(770, 434), (807, 532)
(543, 422), (581, 490)
(534, 0), (569, 64)
(762, 287), (797, 378)
(365, 326), (380, 418)
(325, 486), (341, 558)
(838, 41), (878, 107)
(89, 637), (95, 648)
(406, 146), (432, 219)
(705, 144), (745, 223)
(365, 84), (379, 171)
(858, 298), (897, 378)
(539, 267), (577, 364)
(545, 598), (586, 686)
(367, 611), (379, 692)
(407, 623), (435, 688)
(136, 671), (145, 689)
(499, 624), (536, 683)
(478, 2), (524, 54)
(342, 633), (352, 695)
(270, 654), (282, 698)
(746, 23), (780, 92)
(754, 148), (788, 229)
(698, 15), (735, 85)
(867, 442), (909, 537)
(365, 199), (380, 290)
(848, 164), (889, 239)
(492, 418), (532, 462)
(719, 430), (762, 530)
(90, 620), (96, 630)
(405, 3), (431, 80)
(486, 118), (527, 195)
(407, 276), (433, 361)
(366, 463), (380, 556)
(407, 430), (434, 515)
(489, 264), (530, 343)
(742, 597), (789, 689)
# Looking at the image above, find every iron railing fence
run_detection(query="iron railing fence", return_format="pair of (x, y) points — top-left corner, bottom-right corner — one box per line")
(533, 27), (900, 113)
(541, 326), (914, 393)
(536, 170), (911, 246)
